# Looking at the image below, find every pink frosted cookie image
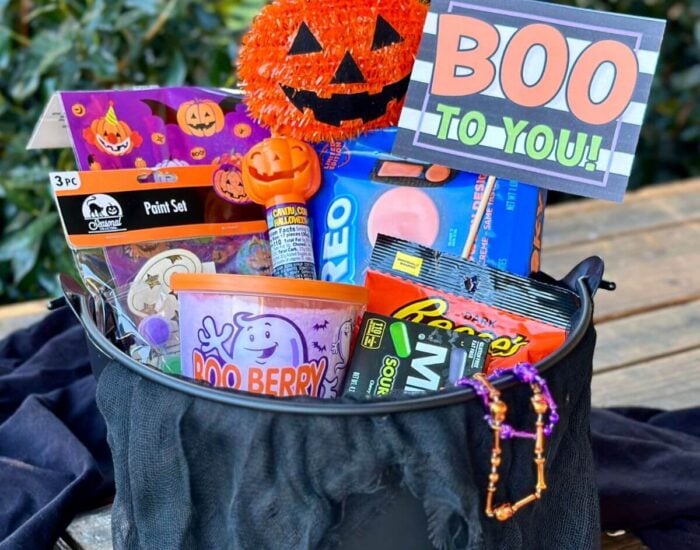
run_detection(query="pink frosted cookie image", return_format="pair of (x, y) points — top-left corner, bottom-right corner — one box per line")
(366, 186), (440, 247)
(171, 274), (367, 398)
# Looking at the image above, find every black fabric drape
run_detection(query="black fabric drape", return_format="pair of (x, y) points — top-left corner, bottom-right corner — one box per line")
(0, 309), (113, 550)
(0, 310), (698, 549)
(594, 407), (700, 549)
(94, 326), (600, 550)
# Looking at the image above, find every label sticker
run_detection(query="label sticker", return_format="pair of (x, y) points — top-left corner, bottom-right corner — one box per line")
(51, 165), (266, 248)
(392, 251), (423, 277)
(266, 202), (316, 279)
(50, 171), (81, 192)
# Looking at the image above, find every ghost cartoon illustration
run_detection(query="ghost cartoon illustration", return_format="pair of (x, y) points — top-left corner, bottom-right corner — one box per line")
(320, 319), (354, 398)
(230, 312), (307, 368)
(332, 320), (353, 363)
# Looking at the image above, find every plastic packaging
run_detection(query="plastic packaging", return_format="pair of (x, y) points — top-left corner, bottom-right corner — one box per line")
(59, 87), (269, 170)
(171, 273), (367, 398)
(50, 164), (271, 296)
(309, 128), (546, 283)
(104, 234), (271, 287)
(102, 284), (181, 373)
(343, 312), (488, 398)
(364, 235), (579, 373)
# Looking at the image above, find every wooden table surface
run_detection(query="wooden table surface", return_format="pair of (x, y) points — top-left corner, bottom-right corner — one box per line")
(3, 179), (696, 549)
(542, 178), (700, 412)
(541, 177), (700, 550)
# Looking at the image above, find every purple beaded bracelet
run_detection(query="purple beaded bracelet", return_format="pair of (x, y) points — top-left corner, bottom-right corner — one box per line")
(456, 362), (559, 439)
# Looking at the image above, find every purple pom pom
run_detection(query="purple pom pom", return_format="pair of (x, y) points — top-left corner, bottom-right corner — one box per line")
(138, 316), (170, 347)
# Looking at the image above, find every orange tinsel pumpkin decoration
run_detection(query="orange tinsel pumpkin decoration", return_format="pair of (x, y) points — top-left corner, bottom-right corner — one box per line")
(237, 0), (428, 142)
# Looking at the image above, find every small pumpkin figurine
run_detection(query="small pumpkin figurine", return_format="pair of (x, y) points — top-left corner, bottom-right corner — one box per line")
(237, 0), (428, 142)
(242, 137), (321, 206)
(83, 102), (143, 156)
(176, 99), (226, 137)
(242, 137), (321, 279)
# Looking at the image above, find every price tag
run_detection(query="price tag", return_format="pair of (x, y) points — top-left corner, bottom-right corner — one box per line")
(393, 0), (665, 201)
(50, 171), (81, 192)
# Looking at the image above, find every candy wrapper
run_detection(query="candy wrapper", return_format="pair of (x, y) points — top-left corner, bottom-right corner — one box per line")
(365, 235), (578, 373)
(310, 128), (546, 284)
(59, 87), (269, 170)
(343, 312), (488, 398)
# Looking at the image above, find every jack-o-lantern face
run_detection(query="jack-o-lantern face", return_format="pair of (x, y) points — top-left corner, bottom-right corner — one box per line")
(242, 137), (321, 203)
(238, 0), (428, 142)
(83, 103), (143, 156)
(105, 204), (120, 217)
(176, 100), (226, 137)
(213, 164), (248, 203)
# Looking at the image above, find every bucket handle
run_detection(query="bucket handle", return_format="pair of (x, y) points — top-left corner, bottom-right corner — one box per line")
(64, 273), (593, 416)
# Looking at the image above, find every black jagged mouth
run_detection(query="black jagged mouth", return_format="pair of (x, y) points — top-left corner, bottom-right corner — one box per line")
(96, 135), (131, 155)
(222, 188), (246, 200)
(188, 121), (217, 131)
(217, 186), (248, 202)
(280, 74), (411, 127)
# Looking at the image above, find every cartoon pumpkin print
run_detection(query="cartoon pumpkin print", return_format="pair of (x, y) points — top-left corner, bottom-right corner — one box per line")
(105, 203), (120, 217)
(235, 236), (273, 275)
(237, 0), (428, 142)
(83, 102), (143, 156)
(233, 123), (252, 138)
(177, 99), (226, 137)
(142, 96), (239, 138)
(213, 163), (249, 204)
(71, 103), (86, 117)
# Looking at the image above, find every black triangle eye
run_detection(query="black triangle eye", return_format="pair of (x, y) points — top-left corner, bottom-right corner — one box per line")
(372, 15), (403, 50)
(288, 22), (323, 55)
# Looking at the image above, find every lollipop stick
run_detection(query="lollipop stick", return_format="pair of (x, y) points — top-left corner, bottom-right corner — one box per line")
(462, 174), (497, 260)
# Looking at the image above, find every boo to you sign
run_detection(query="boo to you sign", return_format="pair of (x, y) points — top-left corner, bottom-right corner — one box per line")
(394, 0), (665, 201)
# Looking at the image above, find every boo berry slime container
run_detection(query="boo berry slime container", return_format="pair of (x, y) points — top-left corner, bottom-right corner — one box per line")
(171, 274), (367, 398)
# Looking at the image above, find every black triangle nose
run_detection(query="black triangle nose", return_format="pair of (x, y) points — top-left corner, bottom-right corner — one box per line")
(332, 52), (366, 84)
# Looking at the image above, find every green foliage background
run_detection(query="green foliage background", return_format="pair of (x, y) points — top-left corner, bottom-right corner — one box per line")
(0, 0), (697, 304)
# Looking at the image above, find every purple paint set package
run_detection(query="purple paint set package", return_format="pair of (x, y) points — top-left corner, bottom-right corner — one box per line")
(50, 164), (273, 370)
(50, 86), (276, 302)
(58, 87), (269, 170)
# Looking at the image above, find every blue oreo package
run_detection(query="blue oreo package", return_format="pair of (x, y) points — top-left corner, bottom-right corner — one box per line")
(310, 128), (546, 284)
